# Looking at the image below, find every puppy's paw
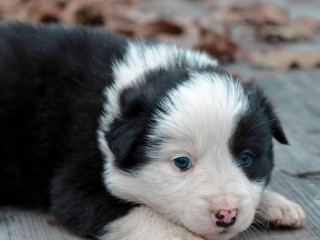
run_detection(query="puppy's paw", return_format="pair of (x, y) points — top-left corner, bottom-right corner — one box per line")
(258, 190), (306, 228)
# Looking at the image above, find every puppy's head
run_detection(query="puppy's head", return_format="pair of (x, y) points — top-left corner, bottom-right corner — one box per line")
(99, 45), (288, 239)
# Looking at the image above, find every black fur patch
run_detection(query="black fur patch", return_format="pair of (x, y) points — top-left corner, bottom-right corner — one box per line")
(229, 85), (288, 184)
(105, 68), (190, 170)
(0, 23), (133, 237)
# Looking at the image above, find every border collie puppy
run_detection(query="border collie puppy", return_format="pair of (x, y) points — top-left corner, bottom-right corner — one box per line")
(0, 23), (306, 240)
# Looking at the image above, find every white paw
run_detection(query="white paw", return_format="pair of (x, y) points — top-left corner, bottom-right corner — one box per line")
(259, 191), (307, 228)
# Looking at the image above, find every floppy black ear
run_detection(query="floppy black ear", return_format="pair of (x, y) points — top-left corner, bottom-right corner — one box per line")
(104, 84), (153, 169)
(105, 118), (143, 161)
(271, 117), (289, 145)
(262, 97), (289, 145)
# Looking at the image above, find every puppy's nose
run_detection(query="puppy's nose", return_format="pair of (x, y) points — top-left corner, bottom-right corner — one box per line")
(212, 209), (238, 228)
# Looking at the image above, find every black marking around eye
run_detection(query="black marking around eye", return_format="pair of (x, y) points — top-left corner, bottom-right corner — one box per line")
(229, 88), (275, 185)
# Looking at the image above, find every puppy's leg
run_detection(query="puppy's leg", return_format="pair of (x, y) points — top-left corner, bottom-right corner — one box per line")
(257, 190), (306, 228)
(103, 206), (204, 240)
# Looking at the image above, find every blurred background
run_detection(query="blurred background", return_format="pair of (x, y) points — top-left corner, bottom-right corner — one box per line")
(0, 0), (320, 82)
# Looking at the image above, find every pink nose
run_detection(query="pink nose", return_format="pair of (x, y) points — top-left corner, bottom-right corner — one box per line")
(212, 209), (238, 228)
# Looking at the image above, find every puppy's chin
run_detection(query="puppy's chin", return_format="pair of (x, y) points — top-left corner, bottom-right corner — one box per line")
(201, 230), (238, 240)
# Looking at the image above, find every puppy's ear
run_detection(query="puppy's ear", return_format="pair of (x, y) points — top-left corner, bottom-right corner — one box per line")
(271, 117), (289, 145)
(263, 98), (289, 145)
(105, 117), (144, 162)
(104, 84), (154, 169)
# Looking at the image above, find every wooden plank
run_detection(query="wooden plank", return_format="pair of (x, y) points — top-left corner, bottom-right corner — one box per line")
(0, 208), (83, 240)
(1, 70), (319, 239)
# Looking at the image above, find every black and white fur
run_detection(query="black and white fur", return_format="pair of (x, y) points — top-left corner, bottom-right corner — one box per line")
(0, 23), (306, 240)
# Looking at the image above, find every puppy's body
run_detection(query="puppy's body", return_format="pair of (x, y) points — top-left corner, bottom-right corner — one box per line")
(0, 23), (306, 240)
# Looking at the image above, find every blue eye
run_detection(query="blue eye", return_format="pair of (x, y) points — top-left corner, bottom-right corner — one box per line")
(174, 157), (192, 171)
(239, 152), (253, 167)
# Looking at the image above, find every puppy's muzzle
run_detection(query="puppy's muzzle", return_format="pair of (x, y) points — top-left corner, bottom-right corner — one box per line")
(212, 208), (238, 228)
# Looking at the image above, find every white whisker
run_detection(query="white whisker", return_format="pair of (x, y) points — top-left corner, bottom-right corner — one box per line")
(248, 119), (277, 132)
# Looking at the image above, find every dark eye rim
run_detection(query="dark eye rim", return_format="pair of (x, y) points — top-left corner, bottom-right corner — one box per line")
(173, 156), (192, 171)
(239, 151), (255, 167)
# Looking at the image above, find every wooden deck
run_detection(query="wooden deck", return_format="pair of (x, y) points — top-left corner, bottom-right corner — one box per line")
(1, 70), (319, 239)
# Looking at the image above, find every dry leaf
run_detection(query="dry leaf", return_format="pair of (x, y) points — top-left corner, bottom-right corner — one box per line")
(199, 9), (244, 29)
(61, 0), (114, 26)
(0, 0), (30, 21)
(24, 0), (61, 24)
(135, 17), (201, 49)
(244, 3), (288, 26)
(250, 48), (320, 70)
(134, 20), (183, 38)
(119, 8), (161, 25)
(195, 33), (238, 63)
(257, 17), (320, 42)
(107, 18), (136, 37)
(0, 0), (70, 23)
(282, 170), (320, 179)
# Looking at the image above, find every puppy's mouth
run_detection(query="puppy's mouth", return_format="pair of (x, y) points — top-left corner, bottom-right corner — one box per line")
(215, 224), (235, 234)
(200, 228), (236, 240)
(218, 229), (231, 235)
(199, 213), (249, 239)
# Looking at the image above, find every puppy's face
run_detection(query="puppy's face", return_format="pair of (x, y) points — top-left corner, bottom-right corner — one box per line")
(100, 69), (288, 239)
